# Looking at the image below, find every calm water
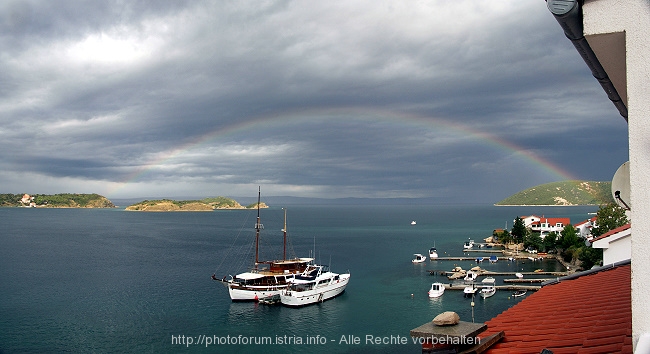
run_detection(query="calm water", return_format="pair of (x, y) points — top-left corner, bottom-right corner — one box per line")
(0, 204), (597, 353)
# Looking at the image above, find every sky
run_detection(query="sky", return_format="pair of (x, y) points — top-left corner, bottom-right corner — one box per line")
(0, 0), (629, 203)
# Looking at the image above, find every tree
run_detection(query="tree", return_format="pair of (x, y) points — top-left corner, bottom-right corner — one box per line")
(511, 217), (527, 244)
(498, 229), (512, 244)
(591, 202), (629, 237)
(542, 232), (558, 252)
(524, 232), (543, 251)
(579, 247), (603, 269)
(559, 224), (581, 250)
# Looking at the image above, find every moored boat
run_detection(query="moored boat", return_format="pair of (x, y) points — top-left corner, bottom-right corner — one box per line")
(215, 188), (313, 301)
(428, 282), (445, 298)
(280, 264), (350, 307)
(429, 242), (438, 259)
(463, 239), (475, 249)
(463, 285), (477, 298)
(412, 253), (426, 263)
(513, 290), (527, 297)
(480, 285), (496, 298)
(463, 270), (478, 282)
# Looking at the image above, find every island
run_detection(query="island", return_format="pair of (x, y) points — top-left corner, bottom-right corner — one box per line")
(0, 193), (116, 208)
(495, 180), (614, 206)
(125, 197), (267, 211)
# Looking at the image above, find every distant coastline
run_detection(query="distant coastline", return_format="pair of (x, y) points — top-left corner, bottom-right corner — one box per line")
(494, 181), (613, 206)
(124, 197), (267, 212)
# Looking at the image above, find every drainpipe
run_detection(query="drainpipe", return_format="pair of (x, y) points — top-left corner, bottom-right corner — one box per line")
(547, 0), (628, 121)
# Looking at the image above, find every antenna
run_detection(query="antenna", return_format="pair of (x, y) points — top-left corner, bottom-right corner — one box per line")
(612, 161), (631, 210)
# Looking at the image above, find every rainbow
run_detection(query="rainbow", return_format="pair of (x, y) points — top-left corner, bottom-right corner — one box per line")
(106, 107), (577, 197)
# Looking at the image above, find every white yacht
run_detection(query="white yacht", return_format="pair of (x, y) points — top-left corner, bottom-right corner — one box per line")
(428, 283), (445, 298)
(280, 264), (350, 307)
(429, 242), (438, 259)
(412, 254), (426, 263)
(480, 285), (496, 298)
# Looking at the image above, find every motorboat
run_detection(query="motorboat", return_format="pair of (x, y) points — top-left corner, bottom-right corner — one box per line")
(476, 257), (484, 263)
(429, 241), (438, 259)
(482, 276), (496, 284)
(463, 239), (475, 250)
(428, 283), (445, 298)
(480, 285), (496, 298)
(411, 220), (417, 225)
(489, 255), (498, 263)
(463, 270), (478, 282)
(515, 273), (524, 279)
(463, 285), (478, 298)
(412, 254), (426, 263)
(280, 264), (350, 307)
(513, 290), (527, 297)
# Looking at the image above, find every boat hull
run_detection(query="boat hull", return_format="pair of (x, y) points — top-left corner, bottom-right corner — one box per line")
(280, 274), (350, 307)
(227, 284), (288, 301)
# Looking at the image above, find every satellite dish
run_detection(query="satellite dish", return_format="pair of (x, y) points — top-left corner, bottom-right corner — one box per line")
(611, 161), (631, 210)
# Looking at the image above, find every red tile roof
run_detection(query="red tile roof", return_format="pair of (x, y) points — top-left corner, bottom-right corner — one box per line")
(482, 263), (632, 353)
(591, 223), (631, 242)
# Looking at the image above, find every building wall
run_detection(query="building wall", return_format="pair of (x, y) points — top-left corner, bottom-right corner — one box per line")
(583, 0), (650, 347)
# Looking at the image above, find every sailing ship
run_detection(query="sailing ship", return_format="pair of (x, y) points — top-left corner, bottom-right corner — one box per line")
(279, 264), (351, 307)
(214, 188), (313, 301)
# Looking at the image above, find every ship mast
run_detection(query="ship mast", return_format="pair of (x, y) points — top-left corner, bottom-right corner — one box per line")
(282, 208), (287, 261)
(254, 187), (263, 267)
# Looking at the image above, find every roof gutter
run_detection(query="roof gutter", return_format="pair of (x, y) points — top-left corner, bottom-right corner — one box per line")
(547, 0), (628, 121)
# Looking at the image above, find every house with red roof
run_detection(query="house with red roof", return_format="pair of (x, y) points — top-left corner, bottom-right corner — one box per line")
(522, 215), (571, 239)
(591, 224), (631, 266)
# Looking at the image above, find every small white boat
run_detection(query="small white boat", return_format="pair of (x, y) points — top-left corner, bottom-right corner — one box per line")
(463, 285), (478, 298)
(428, 283), (445, 298)
(411, 220), (417, 225)
(513, 290), (527, 297)
(463, 270), (478, 282)
(515, 272), (524, 279)
(480, 285), (496, 298)
(482, 276), (495, 284)
(463, 239), (475, 250)
(412, 254), (426, 263)
(429, 241), (438, 259)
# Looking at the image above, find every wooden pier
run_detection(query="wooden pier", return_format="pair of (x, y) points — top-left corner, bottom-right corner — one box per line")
(443, 284), (540, 291)
(502, 278), (554, 283)
(429, 270), (569, 277)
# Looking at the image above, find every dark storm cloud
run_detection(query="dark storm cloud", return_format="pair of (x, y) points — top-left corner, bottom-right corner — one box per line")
(0, 1), (629, 201)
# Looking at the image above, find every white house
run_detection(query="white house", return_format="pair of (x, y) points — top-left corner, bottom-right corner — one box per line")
(521, 215), (570, 238)
(591, 224), (631, 266)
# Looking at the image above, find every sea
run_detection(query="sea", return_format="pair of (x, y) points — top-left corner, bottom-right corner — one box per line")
(0, 204), (597, 353)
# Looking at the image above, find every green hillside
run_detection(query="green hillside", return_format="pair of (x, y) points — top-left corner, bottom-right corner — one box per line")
(0, 193), (115, 208)
(495, 181), (614, 206)
(125, 197), (267, 211)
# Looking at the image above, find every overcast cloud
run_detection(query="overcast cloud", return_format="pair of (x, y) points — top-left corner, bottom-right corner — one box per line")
(0, 0), (628, 203)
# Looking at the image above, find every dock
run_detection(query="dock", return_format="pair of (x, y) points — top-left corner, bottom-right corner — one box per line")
(462, 249), (503, 253)
(432, 256), (533, 261)
(429, 270), (569, 277)
(502, 278), (554, 283)
(443, 283), (540, 291)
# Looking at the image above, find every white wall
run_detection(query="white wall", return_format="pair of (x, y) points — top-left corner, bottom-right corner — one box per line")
(583, 0), (650, 348)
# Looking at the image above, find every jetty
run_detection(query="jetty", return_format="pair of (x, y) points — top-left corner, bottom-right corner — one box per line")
(429, 270), (569, 277)
(442, 283), (540, 292)
(502, 278), (554, 283)
(432, 256), (541, 261)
